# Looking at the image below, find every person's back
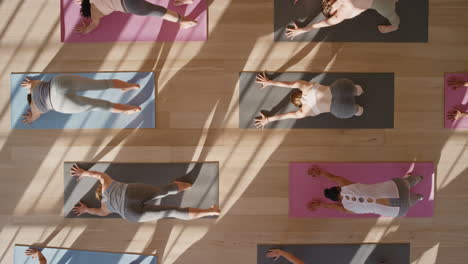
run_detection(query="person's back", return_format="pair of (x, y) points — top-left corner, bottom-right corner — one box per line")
(334, 0), (372, 20)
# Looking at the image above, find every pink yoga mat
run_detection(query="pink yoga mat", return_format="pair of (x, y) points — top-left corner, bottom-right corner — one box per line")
(289, 162), (435, 218)
(60, 0), (207, 42)
(444, 73), (468, 129)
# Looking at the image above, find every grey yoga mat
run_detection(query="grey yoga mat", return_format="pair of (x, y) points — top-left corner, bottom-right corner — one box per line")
(258, 244), (410, 264)
(63, 162), (219, 218)
(239, 72), (394, 129)
(274, 0), (428, 42)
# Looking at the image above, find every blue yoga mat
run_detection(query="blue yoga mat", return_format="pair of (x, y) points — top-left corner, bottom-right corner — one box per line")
(10, 72), (155, 129)
(14, 245), (157, 264)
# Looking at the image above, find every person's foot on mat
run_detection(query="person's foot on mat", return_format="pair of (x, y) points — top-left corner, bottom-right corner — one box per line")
(378, 25), (399, 34)
(121, 83), (140, 92)
(405, 174), (424, 187)
(180, 18), (197, 29)
(174, 181), (192, 191)
(210, 205), (221, 215)
(174, 0), (193, 6)
(354, 85), (364, 96)
(123, 106), (142, 114)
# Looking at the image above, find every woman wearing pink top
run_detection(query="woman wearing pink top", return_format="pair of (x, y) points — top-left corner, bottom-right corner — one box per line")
(74, 0), (197, 34)
(306, 167), (424, 217)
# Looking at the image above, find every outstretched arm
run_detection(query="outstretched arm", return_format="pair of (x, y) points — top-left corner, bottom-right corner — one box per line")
(307, 13), (344, 30)
(308, 167), (354, 186)
(447, 108), (468, 121)
(70, 164), (112, 185)
(25, 249), (47, 264)
(72, 201), (110, 217)
(254, 110), (308, 128)
(308, 200), (354, 214)
(256, 72), (314, 91)
(266, 249), (304, 264)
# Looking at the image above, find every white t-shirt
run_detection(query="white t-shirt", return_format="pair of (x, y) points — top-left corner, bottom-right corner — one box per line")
(91, 0), (125, 15)
(341, 181), (400, 217)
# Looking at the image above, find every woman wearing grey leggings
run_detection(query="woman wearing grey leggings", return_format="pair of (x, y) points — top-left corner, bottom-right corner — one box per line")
(306, 167), (424, 217)
(254, 72), (364, 129)
(70, 164), (220, 222)
(74, 0), (197, 34)
(21, 74), (141, 125)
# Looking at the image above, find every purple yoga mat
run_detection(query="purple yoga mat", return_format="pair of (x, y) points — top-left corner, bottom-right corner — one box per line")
(289, 162), (435, 218)
(60, 0), (207, 42)
(444, 73), (468, 129)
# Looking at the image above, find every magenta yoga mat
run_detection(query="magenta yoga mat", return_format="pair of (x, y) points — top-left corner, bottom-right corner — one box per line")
(289, 162), (435, 218)
(60, 0), (208, 42)
(444, 73), (468, 129)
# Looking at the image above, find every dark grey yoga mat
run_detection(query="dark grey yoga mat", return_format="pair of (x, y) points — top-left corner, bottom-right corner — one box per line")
(63, 162), (219, 218)
(258, 244), (410, 264)
(239, 72), (394, 129)
(274, 0), (428, 42)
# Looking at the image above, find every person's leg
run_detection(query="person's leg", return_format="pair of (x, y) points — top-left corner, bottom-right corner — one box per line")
(126, 182), (191, 205)
(408, 193), (423, 207)
(174, 0), (193, 6)
(404, 174), (423, 188)
(372, 0), (400, 33)
(112, 103), (142, 114)
(111, 79), (140, 92)
(134, 205), (220, 222)
(122, 0), (197, 29)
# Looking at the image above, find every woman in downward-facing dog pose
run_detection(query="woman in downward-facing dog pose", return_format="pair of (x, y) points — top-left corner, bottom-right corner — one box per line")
(21, 74), (142, 125)
(74, 0), (197, 34)
(70, 164), (220, 222)
(253, 72), (364, 128)
(286, 0), (400, 40)
(306, 167), (424, 217)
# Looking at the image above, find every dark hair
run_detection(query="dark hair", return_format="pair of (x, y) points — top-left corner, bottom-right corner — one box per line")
(80, 0), (91, 18)
(95, 183), (103, 201)
(27, 94), (32, 105)
(324, 186), (341, 202)
(290, 90), (303, 108)
(322, 0), (336, 18)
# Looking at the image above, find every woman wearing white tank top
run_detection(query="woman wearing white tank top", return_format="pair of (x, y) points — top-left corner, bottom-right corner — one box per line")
(254, 72), (364, 129)
(74, 0), (197, 35)
(306, 167), (424, 217)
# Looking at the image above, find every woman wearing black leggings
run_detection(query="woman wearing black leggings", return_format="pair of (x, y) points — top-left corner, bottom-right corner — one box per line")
(74, 0), (197, 34)
(70, 164), (220, 222)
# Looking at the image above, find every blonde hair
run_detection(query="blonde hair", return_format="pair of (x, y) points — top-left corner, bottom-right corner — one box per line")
(290, 90), (303, 108)
(95, 183), (103, 201)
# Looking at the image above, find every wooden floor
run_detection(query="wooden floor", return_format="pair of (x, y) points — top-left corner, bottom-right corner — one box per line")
(1, 0), (468, 263)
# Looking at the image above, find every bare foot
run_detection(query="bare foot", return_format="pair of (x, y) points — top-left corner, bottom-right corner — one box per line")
(174, 181), (192, 191)
(121, 83), (140, 92)
(174, 0), (193, 6)
(378, 25), (399, 34)
(354, 85), (364, 96)
(210, 205), (221, 215)
(123, 106), (141, 114)
(180, 17), (198, 29)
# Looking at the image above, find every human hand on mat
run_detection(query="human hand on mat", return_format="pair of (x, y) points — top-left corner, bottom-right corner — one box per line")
(72, 202), (89, 216)
(448, 77), (468, 90)
(254, 113), (270, 129)
(174, 0), (193, 6)
(24, 249), (41, 258)
(21, 78), (33, 89)
(307, 200), (322, 211)
(286, 23), (307, 40)
(22, 110), (40, 125)
(71, 164), (87, 181)
(256, 72), (273, 89)
(447, 107), (466, 121)
(308, 166), (327, 178)
(74, 21), (90, 34)
(266, 249), (284, 260)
